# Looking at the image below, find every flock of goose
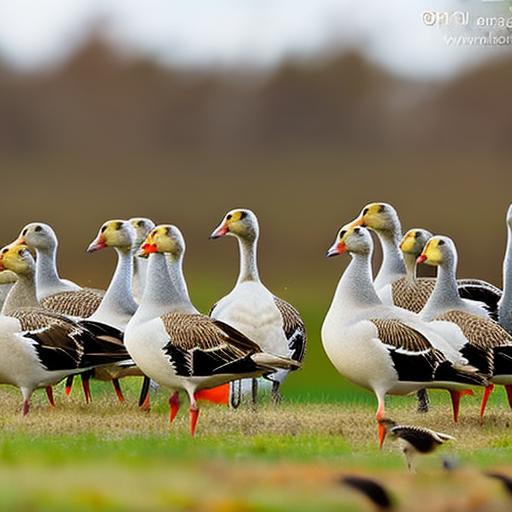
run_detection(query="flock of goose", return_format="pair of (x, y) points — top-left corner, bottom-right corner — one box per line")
(0, 211), (305, 435)
(1, 202), (511, 444)
(322, 202), (512, 446)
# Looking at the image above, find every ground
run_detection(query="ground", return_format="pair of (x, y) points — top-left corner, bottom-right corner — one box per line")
(0, 381), (511, 511)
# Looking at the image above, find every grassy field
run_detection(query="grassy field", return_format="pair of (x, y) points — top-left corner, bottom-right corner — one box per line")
(0, 381), (511, 512)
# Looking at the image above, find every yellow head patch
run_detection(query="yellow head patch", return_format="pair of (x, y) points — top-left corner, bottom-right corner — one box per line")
(421, 239), (444, 266)
(400, 230), (418, 254)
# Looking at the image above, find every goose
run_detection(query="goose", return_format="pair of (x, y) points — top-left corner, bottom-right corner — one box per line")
(349, 203), (502, 316)
(378, 418), (455, 472)
(209, 209), (306, 404)
(129, 217), (155, 303)
(0, 242), (130, 414)
(418, 236), (512, 417)
(124, 224), (300, 435)
(321, 225), (486, 446)
(15, 223), (104, 317)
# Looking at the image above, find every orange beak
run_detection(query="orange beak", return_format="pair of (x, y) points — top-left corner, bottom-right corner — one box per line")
(87, 234), (107, 253)
(350, 216), (365, 228)
(416, 254), (427, 264)
(326, 241), (346, 257)
(139, 242), (158, 257)
(210, 223), (229, 239)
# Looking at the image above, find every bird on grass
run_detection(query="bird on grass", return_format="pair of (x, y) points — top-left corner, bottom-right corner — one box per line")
(378, 418), (455, 472)
(340, 475), (394, 511)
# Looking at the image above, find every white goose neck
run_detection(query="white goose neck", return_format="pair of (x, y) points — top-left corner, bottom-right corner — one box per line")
(2, 273), (38, 315)
(91, 247), (138, 324)
(236, 236), (260, 284)
(136, 253), (197, 320)
(421, 258), (463, 320)
(329, 253), (382, 317)
(499, 223), (512, 330)
(132, 256), (149, 301)
(403, 253), (417, 285)
(374, 230), (406, 289)
(35, 246), (76, 297)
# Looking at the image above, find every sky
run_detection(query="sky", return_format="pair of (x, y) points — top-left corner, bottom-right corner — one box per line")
(0, 0), (510, 78)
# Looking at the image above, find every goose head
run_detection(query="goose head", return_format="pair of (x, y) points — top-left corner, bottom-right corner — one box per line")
(417, 236), (457, 268)
(399, 229), (433, 258)
(16, 223), (58, 251)
(129, 217), (156, 247)
(326, 225), (373, 257)
(87, 220), (136, 253)
(349, 202), (400, 237)
(0, 243), (35, 276)
(139, 225), (185, 260)
(210, 208), (259, 242)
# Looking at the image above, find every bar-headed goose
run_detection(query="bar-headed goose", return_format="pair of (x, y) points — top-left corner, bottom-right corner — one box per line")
(349, 203), (502, 316)
(129, 217), (155, 304)
(124, 225), (300, 436)
(418, 236), (512, 417)
(209, 209), (306, 403)
(0, 243), (130, 414)
(16, 223), (104, 317)
(321, 226), (486, 446)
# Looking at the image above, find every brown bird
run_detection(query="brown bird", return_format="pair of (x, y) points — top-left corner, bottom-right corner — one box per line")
(378, 418), (455, 472)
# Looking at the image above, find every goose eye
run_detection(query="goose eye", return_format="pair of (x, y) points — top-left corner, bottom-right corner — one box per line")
(137, 221), (144, 228)
(362, 208), (369, 216)
(438, 240), (445, 246)
(100, 226), (107, 233)
(1, 248), (8, 254)
(226, 214), (232, 221)
(339, 230), (346, 239)
(34, 226), (42, 233)
(22, 229), (28, 237)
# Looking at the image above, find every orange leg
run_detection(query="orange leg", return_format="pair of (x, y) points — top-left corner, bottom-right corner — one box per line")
(169, 392), (180, 423)
(504, 385), (512, 409)
(479, 384), (495, 418)
(449, 389), (473, 423)
(45, 386), (55, 408)
(376, 394), (386, 449)
(22, 400), (30, 416)
(112, 379), (125, 403)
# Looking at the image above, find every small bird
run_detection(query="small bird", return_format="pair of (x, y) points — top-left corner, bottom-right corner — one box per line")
(378, 418), (455, 472)
(340, 475), (394, 510)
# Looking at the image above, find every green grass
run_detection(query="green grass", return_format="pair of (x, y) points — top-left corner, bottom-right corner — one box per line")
(0, 382), (511, 511)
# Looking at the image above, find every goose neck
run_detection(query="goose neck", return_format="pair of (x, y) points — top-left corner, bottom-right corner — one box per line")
(94, 247), (138, 319)
(421, 260), (462, 320)
(374, 230), (406, 288)
(403, 253), (417, 285)
(35, 247), (65, 293)
(499, 224), (512, 329)
(330, 252), (382, 316)
(237, 236), (260, 284)
(2, 272), (38, 315)
(137, 253), (196, 319)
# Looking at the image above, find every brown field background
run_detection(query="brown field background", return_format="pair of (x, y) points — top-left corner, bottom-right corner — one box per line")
(1, 34), (511, 396)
